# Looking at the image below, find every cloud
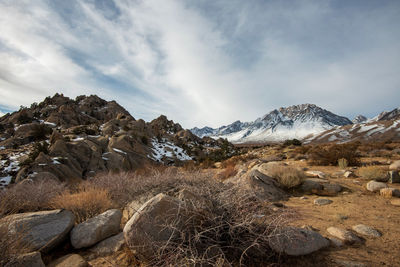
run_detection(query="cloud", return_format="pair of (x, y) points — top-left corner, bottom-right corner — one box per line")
(0, 0), (399, 128)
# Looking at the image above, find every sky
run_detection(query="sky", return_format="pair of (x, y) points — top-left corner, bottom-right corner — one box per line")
(0, 0), (399, 128)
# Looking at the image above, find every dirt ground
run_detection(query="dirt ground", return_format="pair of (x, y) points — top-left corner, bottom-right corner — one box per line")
(280, 160), (400, 267)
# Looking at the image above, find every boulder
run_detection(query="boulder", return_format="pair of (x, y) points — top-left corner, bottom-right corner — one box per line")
(0, 209), (75, 252)
(366, 180), (388, 192)
(388, 171), (400, 183)
(123, 193), (185, 260)
(380, 188), (400, 198)
(268, 227), (329, 256)
(48, 254), (88, 267)
(239, 170), (287, 201)
(122, 194), (153, 225)
(320, 184), (342, 196)
(352, 224), (381, 238)
(327, 227), (362, 244)
(88, 232), (125, 259)
(4, 252), (45, 267)
(178, 188), (213, 210)
(389, 160), (400, 171)
(328, 237), (344, 247)
(257, 161), (286, 176)
(301, 179), (324, 194)
(314, 198), (333, 206)
(70, 209), (122, 249)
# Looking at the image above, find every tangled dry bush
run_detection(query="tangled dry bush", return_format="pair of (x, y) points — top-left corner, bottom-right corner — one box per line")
(0, 178), (66, 218)
(307, 143), (360, 166)
(358, 166), (388, 181)
(141, 182), (294, 266)
(267, 165), (305, 189)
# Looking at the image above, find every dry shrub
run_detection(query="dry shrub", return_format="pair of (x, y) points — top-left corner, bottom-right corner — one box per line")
(267, 165), (305, 189)
(50, 184), (115, 223)
(218, 161), (238, 180)
(89, 168), (216, 208)
(0, 178), (66, 218)
(358, 166), (388, 181)
(307, 143), (360, 166)
(141, 181), (293, 266)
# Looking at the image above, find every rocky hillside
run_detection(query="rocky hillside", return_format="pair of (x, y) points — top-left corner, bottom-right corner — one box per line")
(0, 94), (232, 188)
(191, 104), (352, 143)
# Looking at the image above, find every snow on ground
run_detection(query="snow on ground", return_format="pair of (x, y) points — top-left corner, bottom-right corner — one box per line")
(113, 148), (127, 154)
(357, 124), (377, 133)
(0, 146), (5, 150)
(44, 121), (57, 127)
(365, 125), (386, 137)
(0, 175), (12, 187)
(150, 139), (192, 161)
(102, 152), (110, 160)
(72, 136), (85, 142)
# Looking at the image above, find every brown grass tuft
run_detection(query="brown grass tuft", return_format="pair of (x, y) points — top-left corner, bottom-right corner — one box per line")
(358, 166), (388, 181)
(49, 184), (115, 223)
(307, 143), (360, 166)
(268, 165), (305, 189)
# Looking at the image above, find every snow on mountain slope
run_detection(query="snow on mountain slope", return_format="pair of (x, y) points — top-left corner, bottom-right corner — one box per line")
(304, 119), (400, 144)
(191, 104), (352, 143)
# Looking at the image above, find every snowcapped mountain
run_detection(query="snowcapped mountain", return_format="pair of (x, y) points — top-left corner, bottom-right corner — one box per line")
(191, 104), (352, 143)
(352, 115), (368, 124)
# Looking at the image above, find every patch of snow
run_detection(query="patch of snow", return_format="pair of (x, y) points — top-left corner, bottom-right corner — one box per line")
(38, 163), (47, 166)
(51, 157), (61, 164)
(357, 124), (377, 133)
(0, 176), (12, 186)
(44, 121), (57, 127)
(0, 146), (5, 150)
(113, 148), (127, 154)
(328, 135), (338, 141)
(150, 139), (192, 161)
(72, 137), (85, 142)
(0, 137), (5, 141)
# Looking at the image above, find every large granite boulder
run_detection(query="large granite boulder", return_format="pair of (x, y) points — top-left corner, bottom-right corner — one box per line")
(0, 209), (75, 252)
(70, 209), (122, 249)
(123, 193), (185, 260)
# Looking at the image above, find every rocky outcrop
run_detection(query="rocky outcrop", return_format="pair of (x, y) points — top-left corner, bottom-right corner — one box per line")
(327, 227), (363, 244)
(88, 232), (125, 258)
(70, 209), (122, 249)
(0, 209), (75, 253)
(231, 170), (288, 201)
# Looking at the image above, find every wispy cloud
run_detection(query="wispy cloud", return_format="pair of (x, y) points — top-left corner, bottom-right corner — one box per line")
(0, 0), (399, 127)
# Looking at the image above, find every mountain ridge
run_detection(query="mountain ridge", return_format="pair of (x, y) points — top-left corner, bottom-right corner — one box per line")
(191, 104), (353, 143)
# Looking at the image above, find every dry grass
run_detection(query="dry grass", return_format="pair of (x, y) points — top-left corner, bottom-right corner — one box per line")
(358, 166), (388, 181)
(0, 178), (66, 218)
(218, 162), (238, 180)
(268, 165), (306, 189)
(49, 184), (115, 223)
(307, 143), (361, 166)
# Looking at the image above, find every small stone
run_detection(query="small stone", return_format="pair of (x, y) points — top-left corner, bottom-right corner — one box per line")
(352, 224), (381, 238)
(390, 199), (400, 206)
(300, 196), (308, 200)
(389, 160), (400, 171)
(314, 198), (333, 206)
(366, 180), (388, 192)
(388, 171), (400, 183)
(306, 171), (326, 179)
(328, 237), (344, 247)
(327, 227), (362, 244)
(380, 188), (400, 198)
(321, 184), (342, 196)
(344, 171), (356, 178)
(48, 254), (88, 267)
